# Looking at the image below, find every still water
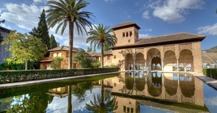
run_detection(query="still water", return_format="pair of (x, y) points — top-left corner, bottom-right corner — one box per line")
(0, 72), (217, 113)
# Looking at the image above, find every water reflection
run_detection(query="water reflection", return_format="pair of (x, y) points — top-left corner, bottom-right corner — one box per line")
(0, 72), (209, 113)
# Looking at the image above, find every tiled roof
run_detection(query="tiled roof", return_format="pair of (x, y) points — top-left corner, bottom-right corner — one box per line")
(48, 46), (84, 52)
(112, 32), (206, 49)
(112, 21), (140, 30)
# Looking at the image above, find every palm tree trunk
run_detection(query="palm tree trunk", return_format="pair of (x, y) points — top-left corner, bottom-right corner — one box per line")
(101, 42), (104, 68)
(25, 60), (28, 70)
(68, 85), (72, 113)
(68, 21), (74, 69)
(100, 79), (104, 105)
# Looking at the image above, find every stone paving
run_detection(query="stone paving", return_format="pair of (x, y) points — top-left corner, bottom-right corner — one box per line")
(0, 72), (119, 89)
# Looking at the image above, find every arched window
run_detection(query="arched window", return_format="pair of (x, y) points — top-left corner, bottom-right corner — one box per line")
(130, 31), (132, 37)
(123, 32), (125, 37)
(126, 32), (129, 37)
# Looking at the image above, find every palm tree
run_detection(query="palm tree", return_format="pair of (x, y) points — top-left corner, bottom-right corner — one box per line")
(86, 79), (118, 113)
(47, 0), (93, 69)
(86, 25), (117, 68)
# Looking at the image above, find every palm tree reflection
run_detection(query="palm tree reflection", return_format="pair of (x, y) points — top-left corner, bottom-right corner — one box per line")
(86, 79), (118, 113)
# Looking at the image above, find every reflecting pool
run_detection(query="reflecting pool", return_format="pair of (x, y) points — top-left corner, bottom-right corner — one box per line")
(0, 72), (216, 113)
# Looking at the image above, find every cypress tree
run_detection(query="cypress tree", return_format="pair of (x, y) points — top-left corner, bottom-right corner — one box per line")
(50, 34), (58, 49)
(36, 9), (50, 49)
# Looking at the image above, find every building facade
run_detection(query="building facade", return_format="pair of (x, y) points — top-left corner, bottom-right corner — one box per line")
(110, 22), (205, 73)
(0, 26), (11, 64)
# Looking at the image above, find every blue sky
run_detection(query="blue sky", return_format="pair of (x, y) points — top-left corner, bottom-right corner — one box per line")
(0, 0), (217, 50)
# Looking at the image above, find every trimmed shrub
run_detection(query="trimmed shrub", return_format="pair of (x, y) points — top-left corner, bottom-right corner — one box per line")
(203, 69), (217, 79)
(0, 68), (119, 84)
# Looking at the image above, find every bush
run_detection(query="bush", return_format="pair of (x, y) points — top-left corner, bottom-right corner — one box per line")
(203, 69), (217, 79)
(0, 68), (119, 84)
(50, 57), (63, 69)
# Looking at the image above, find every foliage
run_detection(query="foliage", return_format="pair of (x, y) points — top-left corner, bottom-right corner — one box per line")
(36, 9), (51, 49)
(87, 24), (117, 67)
(203, 68), (217, 79)
(87, 46), (93, 52)
(3, 31), (47, 69)
(92, 60), (101, 68)
(0, 14), (5, 24)
(50, 57), (63, 69)
(0, 33), (3, 42)
(74, 50), (93, 68)
(50, 34), (58, 49)
(47, 0), (93, 68)
(104, 64), (118, 68)
(0, 68), (119, 84)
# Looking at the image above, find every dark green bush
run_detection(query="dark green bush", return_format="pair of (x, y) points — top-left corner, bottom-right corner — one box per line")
(203, 69), (217, 79)
(0, 68), (119, 84)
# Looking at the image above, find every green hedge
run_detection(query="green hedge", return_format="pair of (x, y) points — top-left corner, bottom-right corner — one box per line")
(0, 68), (119, 84)
(203, 68), (217, 79)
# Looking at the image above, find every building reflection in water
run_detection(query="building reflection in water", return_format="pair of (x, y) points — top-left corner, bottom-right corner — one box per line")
(103, 71), (207, 112)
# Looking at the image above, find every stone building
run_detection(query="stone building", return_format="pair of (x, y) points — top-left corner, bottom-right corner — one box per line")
(40, 46), (84, 69)
(109, 22), (205, 73)
(0, 26), (11, 64)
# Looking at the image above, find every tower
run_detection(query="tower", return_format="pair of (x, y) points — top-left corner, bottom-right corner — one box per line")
(112, 21), (140, 46)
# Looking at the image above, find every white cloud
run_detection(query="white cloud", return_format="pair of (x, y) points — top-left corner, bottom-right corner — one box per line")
(1, 3), (43, 30)
(198, 23), (217, 35)
(0, 23), (12, 29)
(148, 0), (204, 23)
(1, 2), (92, 49)
(139, 34), (152, 38)
(142, 10), (150, 19)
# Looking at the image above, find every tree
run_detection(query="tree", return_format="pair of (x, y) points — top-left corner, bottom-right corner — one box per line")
(50, 34), (58, 49)
(87, 24), (117, 68)
(50, 56), (63, 69)
(30, 9), (50, 49)
(0, 14), (5, 24)
(3, 31), (47, 70)
(47, 0), (93, 69)
(87, 46), (92, 52)
(74, 50), (93, 68)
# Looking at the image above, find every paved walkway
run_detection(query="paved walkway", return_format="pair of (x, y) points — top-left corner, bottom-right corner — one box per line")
(190, 72), (217, 90)
(0, 72), (119, 89)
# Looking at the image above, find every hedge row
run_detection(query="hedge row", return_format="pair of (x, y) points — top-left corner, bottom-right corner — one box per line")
(0, 68), (119, 84)
(203, 69), (217, 79)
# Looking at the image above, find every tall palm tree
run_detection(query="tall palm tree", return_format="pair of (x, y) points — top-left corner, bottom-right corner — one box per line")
(87, 25), (117, 68)
(47, 0), (93, 69)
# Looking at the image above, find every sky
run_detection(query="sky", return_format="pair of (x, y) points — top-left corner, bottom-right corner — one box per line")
(0, 0), (217, 50)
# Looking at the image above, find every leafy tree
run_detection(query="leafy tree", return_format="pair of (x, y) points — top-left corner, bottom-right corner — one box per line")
(86, 80), (118, 113)
(0, 14), (5, 24)
(50, 56), (63, 69)
(87, 24), (117, 68)
(74, 50), (93, 68)
(3, 31), (47, 70)
(50, 34), (58, 49)
(87, 46), (92, 52)
(29, 10), (50, 49)
(47, 0), (93, 69)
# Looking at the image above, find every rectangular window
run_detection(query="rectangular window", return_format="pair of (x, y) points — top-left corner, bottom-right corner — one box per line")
(131, 108), (134, 113)
(114, 55), (116, 59)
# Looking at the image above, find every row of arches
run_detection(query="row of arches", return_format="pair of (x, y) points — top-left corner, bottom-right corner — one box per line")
(125, 48), (193, 72)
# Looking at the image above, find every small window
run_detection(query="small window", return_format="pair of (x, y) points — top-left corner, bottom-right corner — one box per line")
(126, 32), (129, 37)
(58, 53), (62, 57)
(131, 108), (134, 113)
(123, 32), (125, 37)
(130, 31), (132, 37)
(128, 39), (130, 43)
(53, 53), (57, 57)
(127, 107), (130, 113)
(107, 56), (110, 60)
(114, 55), (116, 59)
